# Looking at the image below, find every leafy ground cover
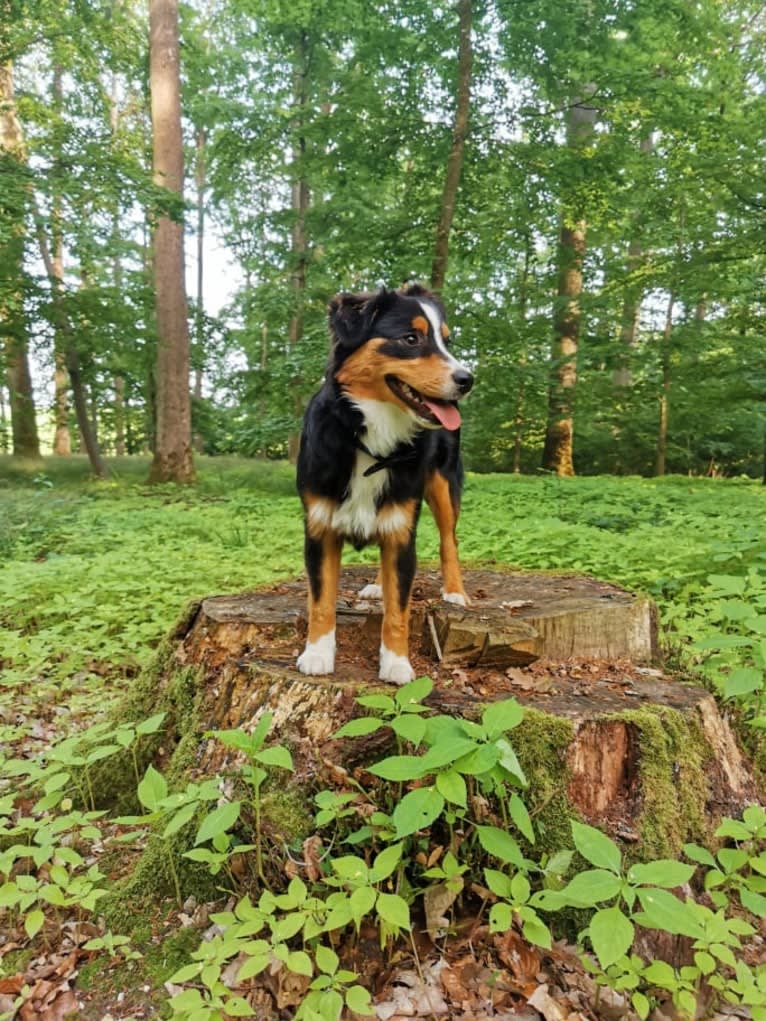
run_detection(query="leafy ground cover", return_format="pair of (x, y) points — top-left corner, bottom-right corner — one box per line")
(1, 456), (765, 1020)
(1, 455), (764, 722)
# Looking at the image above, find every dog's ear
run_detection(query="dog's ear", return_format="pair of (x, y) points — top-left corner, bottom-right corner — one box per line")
(399, 281), (431, 300)
(329, 288), (394, 349)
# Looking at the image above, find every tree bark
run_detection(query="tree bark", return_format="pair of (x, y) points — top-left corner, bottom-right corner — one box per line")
(613, 134), (653, 389)
(68, 347), (107, 477)
(286, 31), (310, 465)
(542, 93), (597, 476)
(542, 222), (584, 476)
(110, 77), (126, 459)
(51, 65), (72, 457)
(512, 237), (532, 473)
(53, 350), (72, 455)
(148, 0), (195, 484)
(430, 0), (473, 293)
(114, 375), (126, 455)
(193, 125), (205, 454)
(0, 382), (8, 452)
(655, 292), (675, 477)
(0, 55), (41, 459)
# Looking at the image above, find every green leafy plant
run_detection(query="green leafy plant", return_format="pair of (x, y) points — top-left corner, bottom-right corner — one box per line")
(117, 767), (224, 905)
(209, 715), (294, 880)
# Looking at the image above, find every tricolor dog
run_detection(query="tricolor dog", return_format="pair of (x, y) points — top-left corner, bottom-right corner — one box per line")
(296, 284), (474, 685)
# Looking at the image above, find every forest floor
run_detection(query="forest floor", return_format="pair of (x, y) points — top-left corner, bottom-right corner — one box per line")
(1, 455), (765, 1019)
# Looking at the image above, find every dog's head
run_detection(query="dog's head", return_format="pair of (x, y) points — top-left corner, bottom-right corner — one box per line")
(328, 284), (473, 432)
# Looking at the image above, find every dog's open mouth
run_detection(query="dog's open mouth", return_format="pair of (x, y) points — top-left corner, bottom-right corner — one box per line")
(386, 376), (461, 431)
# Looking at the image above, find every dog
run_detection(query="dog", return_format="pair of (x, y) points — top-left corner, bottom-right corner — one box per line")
(296, 283), (474, 685)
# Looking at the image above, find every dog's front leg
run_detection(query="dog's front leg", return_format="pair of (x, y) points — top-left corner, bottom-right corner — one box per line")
(379, 531), (416, 685)
(425, 470), (468, 606)
(297, 529), (343, 676)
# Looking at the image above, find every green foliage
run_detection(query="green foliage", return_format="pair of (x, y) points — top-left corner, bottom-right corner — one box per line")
(2, 461), (766, 1016)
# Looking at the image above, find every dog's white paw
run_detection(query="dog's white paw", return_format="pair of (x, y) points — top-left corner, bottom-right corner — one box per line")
(379, 644), (415, 686)
(297, 631), (336, 675)
(442, 590), (468, 606)
(358, 583), (383, 600)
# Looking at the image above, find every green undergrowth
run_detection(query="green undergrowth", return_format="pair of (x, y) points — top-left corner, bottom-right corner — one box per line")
(2, 457), (765, 725)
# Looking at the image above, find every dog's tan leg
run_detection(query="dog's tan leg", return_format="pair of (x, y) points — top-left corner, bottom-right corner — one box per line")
(425, 471), (468, 606)
(378, 526), (417, 685)
(297, 525), (343, 676)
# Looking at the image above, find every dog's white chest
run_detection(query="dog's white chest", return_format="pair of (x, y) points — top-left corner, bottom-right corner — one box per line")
(332, 453), (388, 540)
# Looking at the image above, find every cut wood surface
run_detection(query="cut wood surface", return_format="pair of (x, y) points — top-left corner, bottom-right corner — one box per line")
(161, 566), (757, 841)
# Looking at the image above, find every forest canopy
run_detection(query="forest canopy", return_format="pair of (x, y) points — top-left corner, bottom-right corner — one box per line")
(1, 0), (765, 478)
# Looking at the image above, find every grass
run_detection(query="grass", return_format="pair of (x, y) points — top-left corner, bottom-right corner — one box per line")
(1, 454), (765, 735)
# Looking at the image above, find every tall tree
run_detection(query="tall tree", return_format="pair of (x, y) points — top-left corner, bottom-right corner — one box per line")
(0, 37), (40, 460)
(542, 91), (597, 476)
(430, 0), (473, 293)
(31, 191), (109, 478)
(148, 0), (195, 483)
(286, 29), (310, 464)
(51, 65), (72, 456)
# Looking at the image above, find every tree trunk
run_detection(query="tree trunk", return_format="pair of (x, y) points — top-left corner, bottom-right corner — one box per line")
(430, 0), (473, 293)
(613, 134), (653, 389)
(140, 217), (156, 453)
(110, 78), (126, 459)
(68, 348), (107, 477)
(51, 65), (72, 457)
(30, 189), (107, 477)
(53, 350), (72, 455)
(512, 238), (532, 473)
(286, 31), (310, 465)
(259, 323), (269, 457)
(193, 125), (205, 454)
(148, 0), (195, 484)
(542, 92), (597, 476)
(0, 382), (8, 452)
(4, 336), (39, 459)
(114, 375), (126, 455)
(542, 222), (584, 476)
(655, 292), (675, 477)
(0, 55), (41, 460)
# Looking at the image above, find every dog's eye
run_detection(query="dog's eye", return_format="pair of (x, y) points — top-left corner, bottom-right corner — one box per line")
(402, 332), (420, 346)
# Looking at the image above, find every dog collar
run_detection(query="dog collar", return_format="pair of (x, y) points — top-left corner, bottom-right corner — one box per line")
(355, 437), (418, 477)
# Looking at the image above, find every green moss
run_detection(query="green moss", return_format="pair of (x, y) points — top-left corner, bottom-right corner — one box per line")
(0, 947), (34, 975)
(142, 925), (202, 985)
(514, 708), (577, 855)
(83, 600), (204, 813)
(513, 700), (711, 863)
(74, 925), (199, 1017)
(261, 783), (314, 845)
(617, 704), (710, 859)
(75, 957), (103, 992)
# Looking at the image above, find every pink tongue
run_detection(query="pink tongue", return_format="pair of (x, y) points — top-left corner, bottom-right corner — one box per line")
(424, 399), (461, 431)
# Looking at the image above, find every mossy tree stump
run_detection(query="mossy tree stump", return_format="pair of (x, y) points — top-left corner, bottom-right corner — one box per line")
(118, 566), (759, 864)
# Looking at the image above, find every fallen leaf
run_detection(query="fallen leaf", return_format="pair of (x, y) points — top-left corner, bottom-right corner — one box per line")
(424, 881), (461, 939)
(526, 983), (568, 1021)
(302, 835), (323, 883)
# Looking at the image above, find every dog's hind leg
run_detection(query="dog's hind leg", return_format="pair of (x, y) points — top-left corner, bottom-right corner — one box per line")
(425, 470), (468, 606)
(297, 529), (343, 676)
(378, 530), (417, 685)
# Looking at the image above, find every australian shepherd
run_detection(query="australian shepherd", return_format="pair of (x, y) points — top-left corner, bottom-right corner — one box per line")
(296, 284), (474, 685)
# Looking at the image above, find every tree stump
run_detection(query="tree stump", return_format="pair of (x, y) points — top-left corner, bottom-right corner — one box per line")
(123, 567), (758, 861)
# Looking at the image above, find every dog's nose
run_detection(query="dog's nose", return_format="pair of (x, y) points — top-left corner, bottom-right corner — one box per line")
(452, 368), (474, 395)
